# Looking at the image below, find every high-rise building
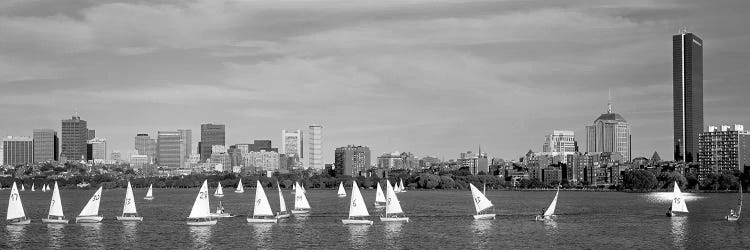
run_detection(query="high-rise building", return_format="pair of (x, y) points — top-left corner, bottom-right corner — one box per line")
(61, 115), (88, 161)
(33, 129), (58, 162)
(178, 129), (192, 156)
(157, 131), (183, 169)
(309, 125), (323, 170)
(87, 129), (96, 140)
(698, 125), (750, 179)
(87, 138), (107, 164)
(673, 30), (704, 162)
(586, 103), (631, 161)
(248, 140), (277, 152)
(458, 149), (489, 175)
(334, 145), (370, 176)
(134, 134), (156, 163)
(0, 147), (3, 165)
(3, 136), (33, 166)
(199, 124), (225, 162)
(111, 151), (121, 164)
(543, 131), (576, 153)
(282, 129), (303, 158)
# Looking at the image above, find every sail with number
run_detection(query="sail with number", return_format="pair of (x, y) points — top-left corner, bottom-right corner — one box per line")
(348, 181), (369, 217)
(375, 182), (386, 204)
(385, 180), (404, 215)
(79, 187), (103, 216)
(469, 183), (493, 213)
(544, 187), (560, 217)
(295, 182), (311, 210)
(189, 180), (211, 218)
(123, 181), (138, 215)
(49, 182), (65, 217)
(253, 181), (274, 217)
(671, 182), (688, 213)
(7, 182), (27, 221)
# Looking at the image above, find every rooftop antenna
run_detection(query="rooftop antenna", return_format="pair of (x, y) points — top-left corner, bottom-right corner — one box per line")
(607, 88), (612, 114)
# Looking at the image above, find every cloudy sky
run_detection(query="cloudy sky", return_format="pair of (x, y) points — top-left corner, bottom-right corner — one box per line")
(1, 0), (749, 163)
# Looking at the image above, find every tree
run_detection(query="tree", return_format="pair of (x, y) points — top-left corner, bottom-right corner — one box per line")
(622, 170), (657, 191)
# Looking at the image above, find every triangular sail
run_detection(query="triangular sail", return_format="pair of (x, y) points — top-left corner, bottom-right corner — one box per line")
(294, 182), (311, 209)
(338, 182), (346, 196)
(188, 180), (211, 218)
(20, 185), (25, 191)
(215, 182), (224, 196)
(544, 187), (559, 216)
(278, 183), (287, 212)
(671, 182), (688, 213)
(48, 182), (64, 217)
(123, 181), (138, 214)
(738, 185), (743, 216)
(375, 182), (386, 203)
(385, 180), (404, 215)
(7, 182), (27, 220)
(79, 186), (103, 216)
(146, 184), (153, 198)
(253, 181), (274, 217)
(236, 179), (244, 192)
(469, 183), (493, 213)
(348, 181), (369, 217)
(399, 179), (405, 191)
(31, 183), (35, 192)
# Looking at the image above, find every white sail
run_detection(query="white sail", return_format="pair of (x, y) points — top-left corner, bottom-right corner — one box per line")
(236, 179), (244, 192)
(188, 180), (211, 218)
(42, 184), (47, 192)
(543, 187), (559, 217)
(7, 182), (27, 220)
(294, 182), (311, 209)
(253, 181), (274, 217)
(385, 180), (404, 215)
(671, 182), (688, 213)
(338, 182), (347, 196)
(79, 186), (103, 216)
(31, 183), (35, 192)
(375, 182), (386, 203)
(348, 181), (369, 217)
(738, 186), (743, 216)
(215, 182), (224, 196)
(470, 183), (493, 213)
(123, 181), (138, 214)
(278, 183), (287, 212)
(49, 182), (65, 217)
(20, 184), (25, 191)
(146, 184), (154, 197)
(399, 179), (406, 192)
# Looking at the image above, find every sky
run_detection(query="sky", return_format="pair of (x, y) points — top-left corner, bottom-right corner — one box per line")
(1, 0), (749, 163)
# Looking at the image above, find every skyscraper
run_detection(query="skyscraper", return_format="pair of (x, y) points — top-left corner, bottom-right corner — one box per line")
(33, 129), (58, 162)
(673, 30), (703, 162)
(698, 125), (750, 180)
(61, 115), (88, 161)
(87, 129), (96, 140)
(3, 136), (33, 166)
(178, 129), (192, 156)
(87, 138), (107, 164)
(282, 129), (303, 158)
(199, 124), (225, 162)
(157, 131), (183, 168)
(543, 131), (576, 153)
(309, 125), (322, 170)
(586, 103), (631, 161)
(134, 134), (156, 163)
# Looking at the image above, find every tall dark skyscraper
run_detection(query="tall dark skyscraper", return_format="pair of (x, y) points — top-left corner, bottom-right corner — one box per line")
(673, 30), (703, 162)
(33, 129), (59, 162)
(199, 124), (225, 162)
(61, 115), (88, 161)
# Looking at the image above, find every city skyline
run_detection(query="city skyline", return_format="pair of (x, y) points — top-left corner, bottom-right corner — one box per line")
(2, 1), (750, 162)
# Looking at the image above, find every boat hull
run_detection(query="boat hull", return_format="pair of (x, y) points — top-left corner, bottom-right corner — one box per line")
(143, 197), (154, 200)
(275, 213), (290, 219)
(338, 194), (346, 198)
(342, 219), (373, 225)
(42, 218), (69, 224)
(380, 217), (409, 222)
(667, 211), (688, 217)
(210, 213), (234, 218)
(76, 216), (103, 223)
(7, 218), (31, 225)
(214, 194), (224, 198)
(234, 191), (244, 193)
(247, 218), (278, 223)
(726, 215), (740, 221)
(535, 215), (556, 221)
(187, 218), (218, 226)
(473, 214), (496, 220)
(291, 209), (310, 214)
(116, 216), (143, 221)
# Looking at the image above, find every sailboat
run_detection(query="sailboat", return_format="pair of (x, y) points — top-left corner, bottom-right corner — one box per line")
(117, 181), (143, 221)
(667, 181), (688, 217)
(380, 180), (409, 222)
(187, 180), (217, 226)
(374, 182), (386, 207)
(235, 179), (245, 193)
(292, 182), (311, 214)
(726, 185), (742, 221)
(42, 184), (48, 192)
(210, 201), (234, 218)
(20, 184), (25, 192)
(399, 179), (407, 193)
(470, 183), (495, 220)
(276, 183), (290, 219)
(337, 182), (347, 198)
(144, 184), (154, 200)
(76, 186), (104, 223)
(214, 182), (224, 197)
(31, 183), (35, 192)
(535, 186), (559, 221)
(6, 182), (31, 225)
(42, 181), (68, 224)
(247, 181), (277, 223)
(342, 180), (373, 225)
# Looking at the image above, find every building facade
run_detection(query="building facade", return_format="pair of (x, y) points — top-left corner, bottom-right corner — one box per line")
(87, 138), (107, 164)
(673, 30), (704, 163)
(179, 129), (192, 157)
(242, 150), (280, 172)
(157, 131), (184, 169)
(282, 130), (303, 158)
(334, 145), (370, 176)
(199, 124), (225, 162)
(3, 136), (33, 166)
(33, 129), (58, 162)
(377, 151), (419, 170)
(698, 125), (750, 178)
(586, 104), (631, 161)
(309, 125), (323, 170)
(61, 115), (88, 161)
(134, 134), (156, 163)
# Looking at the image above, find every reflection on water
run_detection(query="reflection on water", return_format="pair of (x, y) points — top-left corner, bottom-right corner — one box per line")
(251, 223), (273, 247)
(644, 192), (703, 203)
(189, 226), (213, 249)
(384, 222), (403, 248)
(6, 225), (25, 245)
(346, 224), (370, 248)
(543, 220), (558, 236)
(46, 224), (65, 248)
(671, 216), (687, 249)
(122, 222), (138, 243)
(471, 219), (492, 235)
(80, 223), (102, 248)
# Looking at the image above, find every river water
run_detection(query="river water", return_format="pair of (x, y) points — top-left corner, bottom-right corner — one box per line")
(0, 188), (748, 249)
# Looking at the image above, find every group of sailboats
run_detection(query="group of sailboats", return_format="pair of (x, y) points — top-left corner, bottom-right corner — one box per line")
(393, 179), (406, 193)
(342, 180), (410, 225)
